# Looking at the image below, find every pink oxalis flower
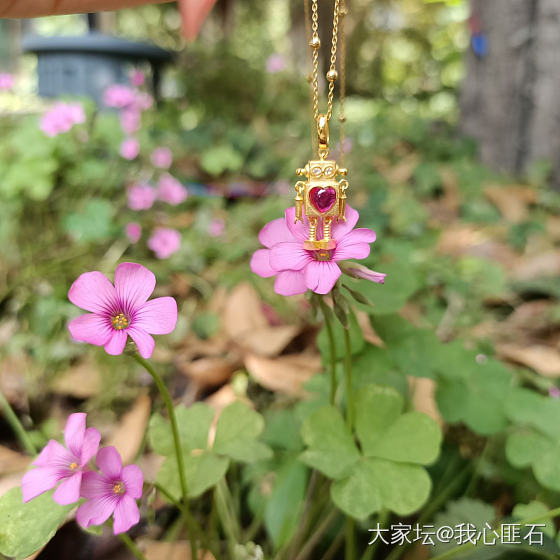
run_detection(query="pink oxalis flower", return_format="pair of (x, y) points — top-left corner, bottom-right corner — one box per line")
(40, 102), (86, 137)
(250, 206), (384, 296)
(125, 222), (142, 243)
(120, 108), (141, 135)
(22, 413), (101, 505)
(76, 446), (143, 535)
(103, 84), (136, 108)
(148, 227), (181, 259)
(120, 137), (140, 160)
(68, 262), (178, 358)
(128, 183), (157, 211)
(266, 53), (286, 73)
(130, 69), (145, 87)
(151, 147), (173, 169)
(157, 174), (188, 205)
(0, 72), (14, 91)
(208, 218), (225, 237)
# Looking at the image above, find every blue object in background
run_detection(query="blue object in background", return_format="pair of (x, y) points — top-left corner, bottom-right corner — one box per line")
(471, 34), (488, 58)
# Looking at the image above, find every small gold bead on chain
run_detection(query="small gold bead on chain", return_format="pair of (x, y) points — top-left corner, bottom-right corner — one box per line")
(326, 69), (338, 82)
(309, 35), (321, 49)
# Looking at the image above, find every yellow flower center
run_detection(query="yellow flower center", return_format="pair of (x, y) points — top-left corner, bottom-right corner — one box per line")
(112, 481), (126, 495)
(112, 313), (129, 330)
(69, 462), (78, 470)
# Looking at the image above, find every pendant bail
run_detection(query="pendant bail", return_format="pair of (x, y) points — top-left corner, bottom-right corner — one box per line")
(317, 114), (329, 159)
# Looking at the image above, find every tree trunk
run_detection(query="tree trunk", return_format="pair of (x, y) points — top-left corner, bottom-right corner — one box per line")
(460, 0), (560, 187)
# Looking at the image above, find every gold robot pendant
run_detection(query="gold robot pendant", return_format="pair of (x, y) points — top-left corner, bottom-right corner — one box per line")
(294, 115), (349, 258)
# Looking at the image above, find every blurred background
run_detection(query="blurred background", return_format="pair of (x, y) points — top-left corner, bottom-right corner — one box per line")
(3, 0), (560, 557)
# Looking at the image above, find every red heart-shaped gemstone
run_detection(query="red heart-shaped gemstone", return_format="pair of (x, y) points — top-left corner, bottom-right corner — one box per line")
(309, 187), (336, 213)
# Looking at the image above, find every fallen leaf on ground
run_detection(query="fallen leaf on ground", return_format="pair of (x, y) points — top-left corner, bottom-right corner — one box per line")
(106, 394), (151, 463)
(496, 344), (560, 377)
(141, 540), (214, 560)
(408, 377), (443, 426)
(484, 184), (536, 223)
(240, 325), (301, 357)
(511, 251), (560, 281)
(245, 353), (321, 395)
(374, 153), (419, 185)
(356, 311), (383, 347)
(52, 359), (101, 399)
(222, 283), (268, 342)
(177, 356), (238, 387)
(0, 445), (31, 474)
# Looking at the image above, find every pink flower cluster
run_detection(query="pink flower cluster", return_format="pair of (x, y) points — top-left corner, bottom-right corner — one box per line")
(22, 413), (143, 535)
(40, 102), (86, 137)
(251, 206), (385, 296)
(104, 81), (153, 159)
(68, 262), (178, 358)
(0, 72), (14, 91)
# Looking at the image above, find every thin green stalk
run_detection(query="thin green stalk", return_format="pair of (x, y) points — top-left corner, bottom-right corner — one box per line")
(318, 297), (337, 405)
(362, 510), (389, 560)
(345, 517), (356, 560)
(118, 533), (147, 560)
(215, 479), (239, 557)
(294, 509), (339, 560)
(343, 327), (353, 429)
(431, 506), (560, 560)
(0, 390), (36, 455)
(133, 354), (197, 560)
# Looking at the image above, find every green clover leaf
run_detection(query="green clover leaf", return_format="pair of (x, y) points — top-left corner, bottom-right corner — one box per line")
(299, 384), (442, 519)
(150, 401), (272, 500)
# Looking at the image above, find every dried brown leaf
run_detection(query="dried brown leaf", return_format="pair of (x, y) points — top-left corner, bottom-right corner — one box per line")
(222, 283), (268, 342)
(52, 359), (101, 399)
(106, 395), (151, 463)
(141, 540), (214, 560)
(484, 184), (536, 223)
(177, 356), (237, 387)
(0, 445), (31, 475)
(240, 325), (301, 357)
(245, 353), (321, 395)
(408, 377), (443, 426)
(511, 251), (560, 281)
(496, 344), (560, 377)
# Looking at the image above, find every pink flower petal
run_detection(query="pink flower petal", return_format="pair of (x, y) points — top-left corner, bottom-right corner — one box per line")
(113, 495), (140, 534)
(285, 207), (308, 241)
(96, 446), (123, 479)
(334, 242), (372, 261)
(274, 270), (308, 296)
(68, 313), (112, 346)
(76, 496), (116, 529)
(33, 439), (69, 467)
(81, 428), (102, 465)
(127, 327), (155, 359)
(258, 217), (294, 248)
(270, 242), (312, 271)
(304, 261), (341, 294)
(104, 330), (128, 356)
(339, 227), (376, 245)
(68, 271), (117, 313)
(134, 297), (177, 335)
(114, 262), (156, 309)
(331, 206), (359, 239)
(22, 467), (60, 502)
(250, 249), (276, 278)
(64, 413), (86, 457)
(53, 472), (82, 505)
(80, 471), (111, 499)
(122, 465), (144, 499)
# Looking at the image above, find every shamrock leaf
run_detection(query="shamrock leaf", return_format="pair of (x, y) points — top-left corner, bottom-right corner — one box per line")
(150, 401), (272, 500)
(299, 384), (442, 520)
(505, 388), (560, 491)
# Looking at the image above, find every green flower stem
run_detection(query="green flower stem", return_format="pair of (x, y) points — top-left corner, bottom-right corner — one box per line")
(0, 390), (36, 455)
(132, 354), (197, 560)
(431, 506), (560, 560)
(215, 478), (240, 557)
(293, 509), (339, 560)
(343, 327), (353, 429)
(318, 297), (337, 405)
(345, 517), (356, 560)
(118, 533), (147, 560)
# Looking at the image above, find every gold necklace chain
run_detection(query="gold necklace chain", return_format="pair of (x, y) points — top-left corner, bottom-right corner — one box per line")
(305, 0), (346, 158)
